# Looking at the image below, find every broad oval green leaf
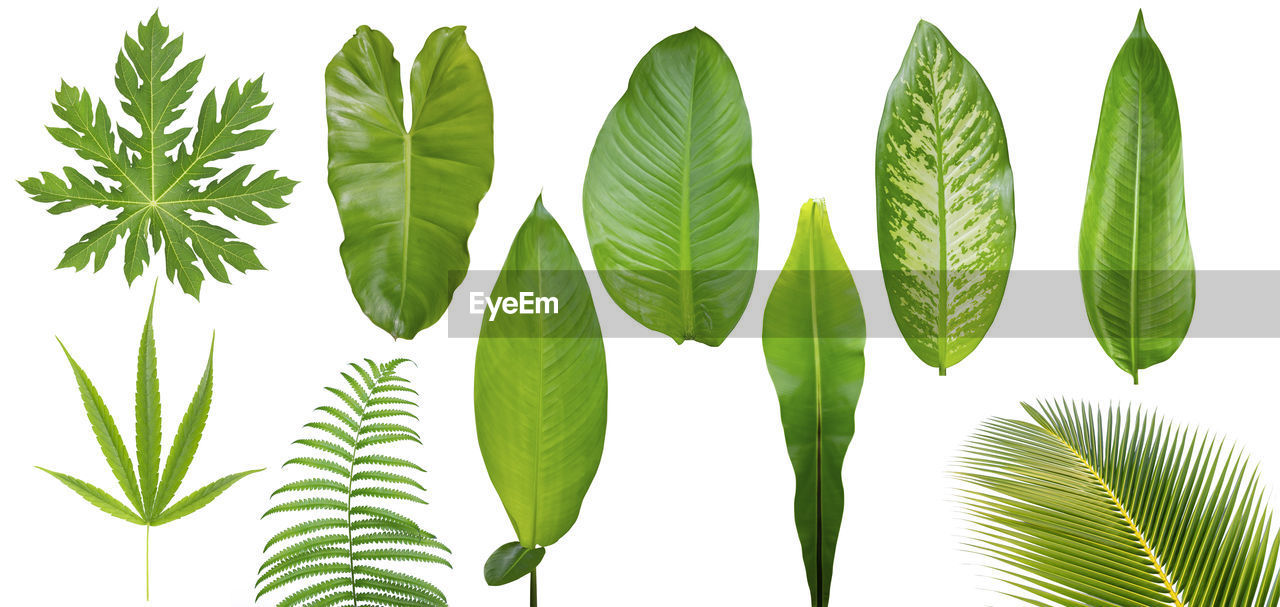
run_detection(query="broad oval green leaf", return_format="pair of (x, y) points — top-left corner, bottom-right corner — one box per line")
(1080, 11), (1194, 383)
(483, 541), (546, 586)
(583, 28), (758, 346)
(762, 200), (866, 607)
(875, 20), (1015, 375)
(327, 25), (494, 339)
(475, 197), (607, 551)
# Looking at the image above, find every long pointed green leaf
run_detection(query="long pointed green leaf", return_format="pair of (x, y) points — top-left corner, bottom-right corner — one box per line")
(326, 25), (494, 339)
(1080, 11), (1194, 383)
(762, 200), (865, 607)
(58, 340), (144, 514)
(153, 468), (262, 525)
(876, 20), (1015, 374)
(135, 286), (162, 516)
(583, 27), (758, 346)
(36, 467), (143, 524)
(154, 335), (214, 512)
(475, 197), (608, 549)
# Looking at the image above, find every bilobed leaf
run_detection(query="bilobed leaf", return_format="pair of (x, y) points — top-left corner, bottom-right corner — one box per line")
(1080, 11), (1194, 383)
(475, 196), (608, 552)
(762, 200), (866, 607)
(583, 28), (758, 346)
(326, 25), (494, 339)
(875, 20), (1015, 374)
(958, 400), (1280, 607)
(18, 12), (296, 298)
(36, 467), (144, 524)
(483, 541), (545, 586)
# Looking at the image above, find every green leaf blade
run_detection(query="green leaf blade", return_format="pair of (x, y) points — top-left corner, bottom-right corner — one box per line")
(583, 28), (758, 346)
(36, 467), (144, 525)
(762, 200), (866, 607)
(135, 288), (162, 516)
(327, 25), (495, 339)
(154, 336), (214, 513)
(875, 20), (1015, 374)
(475, 197), (608, 549)
(58, 341), (144, 515)
(153, 468), (262, 525)
(483, 541), (545, 586)
(1080, 11), (1194, 382)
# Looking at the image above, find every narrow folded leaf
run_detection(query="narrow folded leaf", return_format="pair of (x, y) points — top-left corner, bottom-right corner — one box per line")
(1080, 11), (1194, 383)
(327, 25), (494, 339)
(58, 341), (144, 514)
(37, 467), (144, 524)
(762, 200), (866, 607)
(583, 28), (758, 346)
(483, 541), (545, 586)
(876, 20), (1015, 374)
(153, 468), (262, 525)
(475, 197), (608, 550)
(154, 336), (214, 512)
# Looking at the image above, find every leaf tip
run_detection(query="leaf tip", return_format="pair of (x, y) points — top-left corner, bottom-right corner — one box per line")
(1132, 10), (1149, 36)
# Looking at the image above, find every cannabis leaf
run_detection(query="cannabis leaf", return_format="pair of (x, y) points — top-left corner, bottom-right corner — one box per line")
(36, 288), (263, 600)
(258, 359), (450, 607)
(18, 12), (296, 298)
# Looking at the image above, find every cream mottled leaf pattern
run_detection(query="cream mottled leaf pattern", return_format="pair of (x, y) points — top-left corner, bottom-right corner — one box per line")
(1080, 11), (1194, 384)
(876, 21), (1014, 375)
(583, 28), (758, 347)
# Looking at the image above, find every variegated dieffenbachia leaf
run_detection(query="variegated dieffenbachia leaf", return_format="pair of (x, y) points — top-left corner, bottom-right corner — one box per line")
(18, 12), (296, 299)
(875, 20), (1015, 375)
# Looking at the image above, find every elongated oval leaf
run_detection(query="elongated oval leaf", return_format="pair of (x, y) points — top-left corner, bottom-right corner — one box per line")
(762, 200), (866, 607)
(327, 25), (494, 339)
(484, 541), (545, 586)
(475, 197), (607, 551)
(583, 28), (758, 346)
(958, 400), (1280, 607)
(875, 20), (1015, 374)
(1080, 11), (1194, 383)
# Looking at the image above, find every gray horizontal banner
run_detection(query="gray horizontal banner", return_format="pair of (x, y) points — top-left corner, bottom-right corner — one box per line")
(444, 270), (1262, 339)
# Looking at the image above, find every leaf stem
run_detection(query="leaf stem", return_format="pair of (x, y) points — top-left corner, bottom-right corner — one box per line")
(145, 525), (151, 601)
(530, 568), (538, 607)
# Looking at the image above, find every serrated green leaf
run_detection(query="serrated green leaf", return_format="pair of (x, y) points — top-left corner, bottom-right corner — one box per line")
(57, 340), (144, 515)
(152, 468), (261, 525)
(154, 335), (214, 512)
(18, 13), (294, 298)
(876, 20), (1015, 374)
(762, 200), (866, 607)
(327, 25), (494, 339)
(476, 197), (607, 551)
(36, 467), (143, 524)
(135, 287), (162, 517)
(1080, 11), (1194, 383)
(583, 27), (758, 346)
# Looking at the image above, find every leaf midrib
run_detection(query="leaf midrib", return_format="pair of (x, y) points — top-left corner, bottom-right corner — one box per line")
(677, 41), (701, 341)
(927, 53), (950, 374)
(805, 210), (825, 605)
(1048, 425), (1185, 606)
(1127, 57), (1144, 383)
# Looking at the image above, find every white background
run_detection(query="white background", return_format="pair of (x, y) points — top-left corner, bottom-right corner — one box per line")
(2, 0), (1276, 605)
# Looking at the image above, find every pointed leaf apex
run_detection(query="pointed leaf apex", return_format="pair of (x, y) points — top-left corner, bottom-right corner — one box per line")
(1133, 10), (1148, 35)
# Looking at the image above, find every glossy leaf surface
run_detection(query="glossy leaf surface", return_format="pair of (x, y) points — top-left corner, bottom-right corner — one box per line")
(475, 197), (607, 551)
(484, 541), (545, 586)
(762, 200), (866, 607)
(583, 28), (758, 346)
(876, 21), (1014, 374)
(327, 25), (494, 339)
(1080, 12), (1194, 383)
(959, 400), (1280, 606)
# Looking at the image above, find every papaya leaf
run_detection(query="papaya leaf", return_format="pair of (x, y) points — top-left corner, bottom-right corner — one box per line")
(1080, 11), (1194, 383)
(326, 25), (494, 339)
(762, 200), (866, 607)
(583, 28), (758, 346)
(18, 12), (296, 298)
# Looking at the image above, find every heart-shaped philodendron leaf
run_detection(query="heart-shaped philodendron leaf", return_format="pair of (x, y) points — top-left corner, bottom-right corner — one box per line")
(484, 541), (546, 586)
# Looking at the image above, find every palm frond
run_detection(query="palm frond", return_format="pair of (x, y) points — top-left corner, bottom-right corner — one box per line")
(958, 399), (1280, 606)
(259, 359), (450, 607)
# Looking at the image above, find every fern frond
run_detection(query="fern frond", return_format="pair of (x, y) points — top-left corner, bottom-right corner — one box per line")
(260, 359), (449, 606)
